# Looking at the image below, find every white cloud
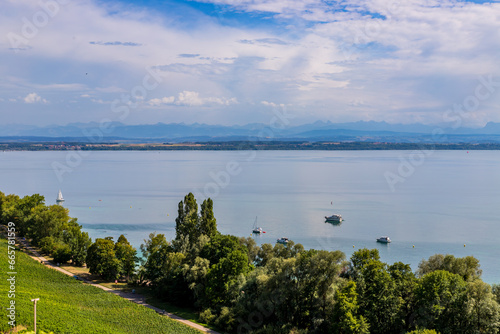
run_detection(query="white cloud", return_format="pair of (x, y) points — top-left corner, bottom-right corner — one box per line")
(32, 83), (87, 91)
(148, 96), (175, 106)
(175, 91), (203, 106)
(193, 0), (329, 19)
(261, 101), (286, 108)
(24, 93), (48, 104)
(148, 91), (238, 107)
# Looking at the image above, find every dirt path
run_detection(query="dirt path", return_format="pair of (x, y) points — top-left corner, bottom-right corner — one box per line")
(15, 237), (221, 334)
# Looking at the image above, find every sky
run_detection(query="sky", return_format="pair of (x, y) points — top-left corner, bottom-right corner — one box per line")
(1, 0), (500, 127)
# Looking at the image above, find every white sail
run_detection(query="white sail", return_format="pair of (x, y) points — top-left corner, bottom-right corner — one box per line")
(56, 190), (65, 202)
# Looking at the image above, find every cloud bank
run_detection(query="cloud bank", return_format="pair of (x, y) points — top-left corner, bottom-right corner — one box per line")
(1, 0), (499, 126)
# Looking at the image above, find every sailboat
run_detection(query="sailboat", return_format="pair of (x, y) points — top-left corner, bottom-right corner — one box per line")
(252, 216), (263, 234)
(56, 190), (65, 203)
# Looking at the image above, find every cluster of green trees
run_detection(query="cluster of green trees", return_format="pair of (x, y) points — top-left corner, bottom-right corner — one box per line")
(0, 191), (139, 281)
(0, 191), (133, 285)
(136, 193), (500, 333)
(2, 191), (500, 333)
(86, 235), (137, 281)
(0, 191), (91, 265)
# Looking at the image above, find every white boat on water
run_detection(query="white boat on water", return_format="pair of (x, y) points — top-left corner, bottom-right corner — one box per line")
(325, 214), (342, 223)
(376, 236), (391, 243)
(252, 216), (263, 234)
(56, 190), (65, 203)
(253, 227), (263, 234)
(276, 237), (289, 244)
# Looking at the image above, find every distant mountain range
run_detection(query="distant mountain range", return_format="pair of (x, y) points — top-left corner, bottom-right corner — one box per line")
(1, 121), (500, 143)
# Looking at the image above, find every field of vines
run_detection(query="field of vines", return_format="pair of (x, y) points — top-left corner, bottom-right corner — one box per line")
(0, 237), (201, 334)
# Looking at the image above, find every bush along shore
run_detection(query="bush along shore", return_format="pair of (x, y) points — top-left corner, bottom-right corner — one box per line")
(1, 191), (500, 334)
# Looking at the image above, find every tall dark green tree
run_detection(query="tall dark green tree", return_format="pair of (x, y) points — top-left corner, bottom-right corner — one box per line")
(388, 262), (418, 332)
(199, 198), (217, 238)
(175, 193), (218, 248)
(175, 193), (199, 242)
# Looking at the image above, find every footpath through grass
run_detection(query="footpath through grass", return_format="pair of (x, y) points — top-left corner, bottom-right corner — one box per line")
(0, 236), (201, 334)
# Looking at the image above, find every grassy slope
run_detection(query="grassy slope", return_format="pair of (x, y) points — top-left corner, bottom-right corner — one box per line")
(0, 237), (200, 334)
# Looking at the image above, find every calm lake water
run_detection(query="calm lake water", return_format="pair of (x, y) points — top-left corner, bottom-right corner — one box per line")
(1, 150), (499, 283)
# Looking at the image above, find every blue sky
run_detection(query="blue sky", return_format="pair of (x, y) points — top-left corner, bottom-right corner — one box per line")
(1, 0), (500, 127)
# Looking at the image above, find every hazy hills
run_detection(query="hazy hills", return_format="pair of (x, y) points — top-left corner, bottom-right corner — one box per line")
(1, 121), (500, 143)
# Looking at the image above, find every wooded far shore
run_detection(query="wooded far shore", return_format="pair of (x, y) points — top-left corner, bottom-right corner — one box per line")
(2, 141), (500, 151)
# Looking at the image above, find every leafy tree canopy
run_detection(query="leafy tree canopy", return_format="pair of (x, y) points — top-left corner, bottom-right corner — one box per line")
(417, 254), (482, 281)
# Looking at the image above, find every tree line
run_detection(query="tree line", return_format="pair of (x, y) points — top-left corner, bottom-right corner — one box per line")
(3, 142), (500, 152)
(0, 191), (137, 281)
(1, 191), (500, 333)
(0, 191), (90, 265)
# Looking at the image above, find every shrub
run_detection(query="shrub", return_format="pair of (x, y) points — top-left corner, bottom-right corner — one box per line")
(39, 236), (57, 254)
(52, 243), (72, 264)
(199, 308), (215, 324)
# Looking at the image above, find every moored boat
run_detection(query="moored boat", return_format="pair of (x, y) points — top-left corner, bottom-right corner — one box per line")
(56, 190), (65, 203)
(376, 236), (391, 243)
(325, 214), (342, 223)
(276, 237), (289, 244)
(252, 216), (263, 234)
(253, 227), (263, 234)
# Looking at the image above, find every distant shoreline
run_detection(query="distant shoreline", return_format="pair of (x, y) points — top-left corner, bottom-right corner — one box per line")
(2, 141), (500, 151)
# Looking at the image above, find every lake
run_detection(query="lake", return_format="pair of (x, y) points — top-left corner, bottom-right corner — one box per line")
(1, 150), (499, 283)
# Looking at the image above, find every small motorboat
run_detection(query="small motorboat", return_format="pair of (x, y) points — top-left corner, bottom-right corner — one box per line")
(276, 237), (289, 244)
(376, 236), (391, 243)
(325, 214), (342, 223)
